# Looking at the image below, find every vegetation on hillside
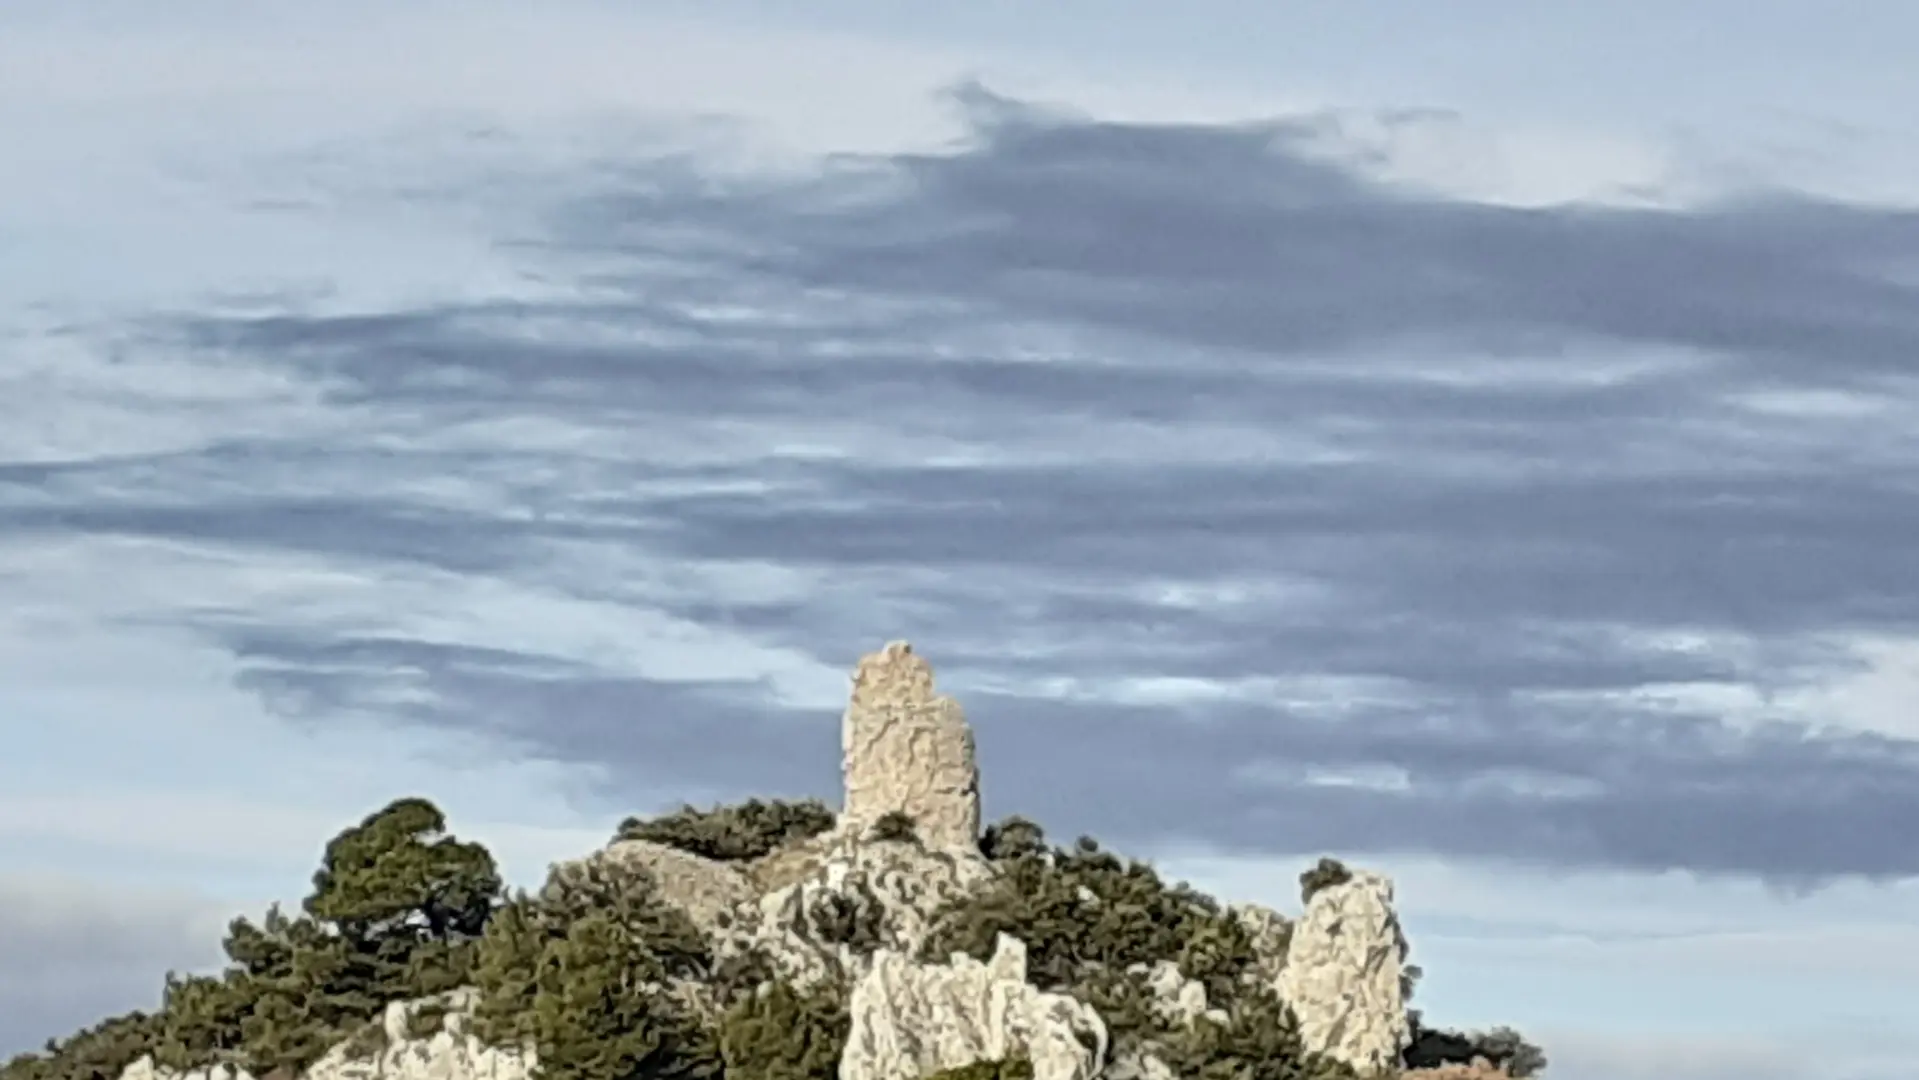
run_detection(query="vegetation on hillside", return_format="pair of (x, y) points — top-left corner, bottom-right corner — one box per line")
(612, 799), (836, 862)
(927, 822), (1356, 1080)
(4, 797), (1543, 1080)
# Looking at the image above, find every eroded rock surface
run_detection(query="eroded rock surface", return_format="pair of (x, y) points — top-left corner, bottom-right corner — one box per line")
(720, 827), (993, 990)
(119, 993), (533, 1080)
(1230, 902), (1294, 986)
(841, 934), (1107, 1080)
(840, 642), (981, 853)
(547, 837), (757, 936)
(1277, 869), (1411, 1075)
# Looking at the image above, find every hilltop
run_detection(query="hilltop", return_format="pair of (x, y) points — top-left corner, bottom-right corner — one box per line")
(3, 642), (1542, 1080)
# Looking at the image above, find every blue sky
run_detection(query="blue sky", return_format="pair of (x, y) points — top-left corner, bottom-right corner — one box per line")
(3, 3), (1918, 1079)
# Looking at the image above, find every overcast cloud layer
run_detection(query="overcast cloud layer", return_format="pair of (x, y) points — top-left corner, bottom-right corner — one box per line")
(32, 89), (1910, 886)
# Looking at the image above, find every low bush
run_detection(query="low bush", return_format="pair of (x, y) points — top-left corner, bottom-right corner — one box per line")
(926, 819), (1261, 1001)
(1404, 1017), (1546, 1078)
(924, 1061), (1035, 1080)
(0, 1012), (160, 1080)
(716, 980), (849, 1080)
(615, 799), (836, 862)
(1297, 857), (1353, 905)
(866, 810), (921, 845)
(470, 860), (716, 1080)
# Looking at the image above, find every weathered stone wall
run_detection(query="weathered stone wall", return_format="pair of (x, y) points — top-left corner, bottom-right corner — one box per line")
(840, 641), (981, 853)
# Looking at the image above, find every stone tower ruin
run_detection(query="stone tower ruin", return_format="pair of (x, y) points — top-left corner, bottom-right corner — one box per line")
(839, 641), (981, 852)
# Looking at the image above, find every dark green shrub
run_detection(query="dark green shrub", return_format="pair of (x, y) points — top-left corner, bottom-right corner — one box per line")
(340, 1020), (388, 1062)
(151, 973), (249, 1070)
(1298, 858), (1352, 905)
(800, 884), (889, 954)
(306, 797), (501, 959)
(616, 798), (835, 861)
(978, 816), (1047, 861)
(1404, 1016), (1546, 1078)
(924, 1061), (1035, 1080)
(0, 1011), (160, 1080)
(924, 826), (1383, 1080)
(924, 835), (1259, 1001)
(867, 810), (921, 845)
(471, 861), (717, 1080)
(715, 980), (850, 1080)
(1156, 988), (1356, 1080)
(404, 1000), (451, 1041)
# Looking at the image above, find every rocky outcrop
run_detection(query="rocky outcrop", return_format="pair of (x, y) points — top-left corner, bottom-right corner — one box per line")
(841, 934), (1107, 1080)
(1100, 960), (1229, 1080)
(1230, 902), (1293, 986)
(719, 828), (994, 990)
(548, 837), (757, 936)
(119, 993), (532, 1080)
(306, 993), (531, 1080)
(1129, 960), (1227, 1029)
(1277, 869), (1411, 1075)
(120, 1062), (247, 1080)
(840, 642), (981, 853)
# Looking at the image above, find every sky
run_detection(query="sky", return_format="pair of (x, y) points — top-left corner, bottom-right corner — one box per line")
(3, 2), (1918, 1078)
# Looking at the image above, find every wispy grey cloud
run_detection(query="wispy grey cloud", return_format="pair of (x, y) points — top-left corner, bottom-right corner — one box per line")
(16, 89), (1919, 885)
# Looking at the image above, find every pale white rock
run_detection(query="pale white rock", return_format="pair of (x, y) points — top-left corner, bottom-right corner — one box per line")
(304, 992), (534, 1080)
(120, 1059), (255, 1080)
(1277, 869), (1411, 1075)
(1229, 902), (1293, 988)
(1126, 960), (1226, 1028)
(841, 934), (1108, 1080)
(115, 993), (533, 1080)
(1101, 1051), (1173, 1080)
(840, 642), (981, 854)
(1105, 959), (1226, 1080)
(720, 827), (993, 990)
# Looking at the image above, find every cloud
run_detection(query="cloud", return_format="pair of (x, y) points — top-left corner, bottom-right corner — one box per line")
(25, 88), (1905, 884)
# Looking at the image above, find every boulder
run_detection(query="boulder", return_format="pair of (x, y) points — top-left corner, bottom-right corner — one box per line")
(840, 934), (1107, 1080)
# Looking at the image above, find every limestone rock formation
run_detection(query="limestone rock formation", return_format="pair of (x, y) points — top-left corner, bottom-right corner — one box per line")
(547, 837), (757, 936)
(119, 993), (533, 1080)
(1129, 960), (1227, 1029)
(840, 934), (1108, 1080)
(306, 993), (532, 1080)
(1277, 869), (1411, 1075)
(1097, 959), (1235, 1080)
(718, 827), (993, 990)
(1230, 902), (1294, 986)
(120, 1061), (247, 1080)
(840, 642), (981, 853)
